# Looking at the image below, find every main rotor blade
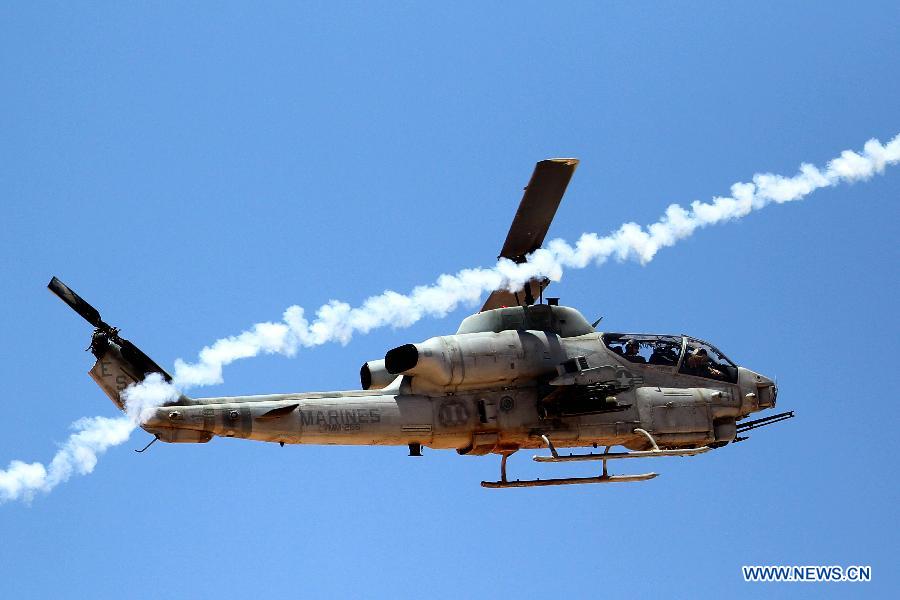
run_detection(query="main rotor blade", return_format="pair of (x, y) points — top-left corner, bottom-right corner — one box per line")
(497, 158), (579, 262)
(481, 158), (578, 312)
(48, 276), (107, 329)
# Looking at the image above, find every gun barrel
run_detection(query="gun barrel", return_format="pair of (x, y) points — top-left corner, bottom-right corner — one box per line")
(736, 410), (795, 433)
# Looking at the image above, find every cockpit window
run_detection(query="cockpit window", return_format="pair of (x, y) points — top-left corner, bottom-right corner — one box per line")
(679, 338), (738, 383)
(604, 334), (683, 366)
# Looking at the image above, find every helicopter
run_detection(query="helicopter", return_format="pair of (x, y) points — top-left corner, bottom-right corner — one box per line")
(49, 158), (793, 488)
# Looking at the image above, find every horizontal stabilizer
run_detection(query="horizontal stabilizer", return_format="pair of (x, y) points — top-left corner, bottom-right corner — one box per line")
(256, 404), (300, 421)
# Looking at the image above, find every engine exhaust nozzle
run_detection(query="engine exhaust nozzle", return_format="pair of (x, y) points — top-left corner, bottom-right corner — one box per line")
(385, 344), (419, 374)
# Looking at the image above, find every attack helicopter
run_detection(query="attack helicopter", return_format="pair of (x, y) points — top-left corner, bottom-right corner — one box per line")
(49, 158), (793, 488)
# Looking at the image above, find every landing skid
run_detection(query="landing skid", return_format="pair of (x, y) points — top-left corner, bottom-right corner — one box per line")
(534, 447), (710, 463)
(481, 429), (708, 489)
(482, 472), (657, 489)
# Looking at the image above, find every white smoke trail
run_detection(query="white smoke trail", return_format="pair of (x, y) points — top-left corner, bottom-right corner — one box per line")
(1, 133), (897, 504)
(0, 374), (178, 504)
(0, 416), (133, 504)
(173, 133), (900, 386)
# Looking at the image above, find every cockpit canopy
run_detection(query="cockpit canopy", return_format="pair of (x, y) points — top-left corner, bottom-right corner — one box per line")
(457, 304), (595, 338)
(603, 333), (738, 383)
(604, 333), (682, 366)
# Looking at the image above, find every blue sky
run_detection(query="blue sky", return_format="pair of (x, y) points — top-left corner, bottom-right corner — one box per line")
(1, 2), (898, 598)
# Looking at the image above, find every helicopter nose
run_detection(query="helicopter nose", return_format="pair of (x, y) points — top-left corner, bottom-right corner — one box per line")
(758, 376), (777, 408)
(738, 367), (777, 413)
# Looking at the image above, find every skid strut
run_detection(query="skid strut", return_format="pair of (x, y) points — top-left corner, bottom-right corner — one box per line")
(481, 429), (708, 488)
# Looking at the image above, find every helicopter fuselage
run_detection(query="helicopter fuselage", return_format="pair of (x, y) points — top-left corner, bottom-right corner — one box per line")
(133, 314), (777, 456)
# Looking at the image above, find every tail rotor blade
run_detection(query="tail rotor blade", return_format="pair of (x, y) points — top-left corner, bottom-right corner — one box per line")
(47, 276), (107, 329)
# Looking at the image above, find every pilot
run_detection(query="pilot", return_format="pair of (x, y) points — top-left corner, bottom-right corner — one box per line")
(624, 339), (646, 363)
(685, 348), (722, 378)
(649, 342), (675, 366)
